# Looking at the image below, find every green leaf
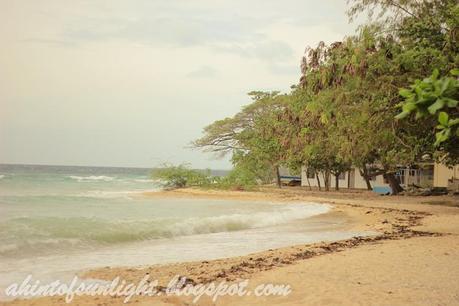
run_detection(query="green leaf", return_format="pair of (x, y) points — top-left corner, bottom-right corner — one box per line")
(438, 112), (449, 126)
(450, 68), (459, 77)
(414, 85), (424, 97)
(435, 130), (448, 146)
(427, 98), (445, 114)
(399, 88), (413, 98)
(431, 69), (439, 80)
(402, 102), (416, 113)
(415, 97), (430, 106)
(395, 111), (410, 119)
(449, 118), (459, 126)
(443, 97), (458, 108)
(440, 79), (450, 94)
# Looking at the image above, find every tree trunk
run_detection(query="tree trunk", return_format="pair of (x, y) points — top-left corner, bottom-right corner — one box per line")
(316, 172), (321, 191)
(347, 171), (351, 189)
(323, 170), (330, 191)
(303, 168), (312, 190)
(306, 176), (312, 191)
(359, 166), (373, 190)
(335, 173), (340, 191)
(363, 175), (373, 191)
(275, 166), (282, 189)
(385, 172), (404, 195)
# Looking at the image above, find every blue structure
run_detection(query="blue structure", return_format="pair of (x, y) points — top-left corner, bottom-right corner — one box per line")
(372, 186), (393, 195)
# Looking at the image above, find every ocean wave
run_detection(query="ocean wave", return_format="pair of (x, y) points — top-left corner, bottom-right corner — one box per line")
(0, 203), (329, 257)
(67, 175), (115, 182)
(0, 190), (160, 200)
(0, 173), (12, 180)
(133, 179), (153, 183)
(164, 204), (330, 237)
(66, 175), (158, 184)
(0, 238), (87, 258)
(75, 189), (159, 199)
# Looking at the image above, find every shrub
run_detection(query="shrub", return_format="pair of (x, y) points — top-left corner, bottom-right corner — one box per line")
(152, 163), (211, 188)
(215, 165), (258, 190)
(152, 163), (259, 191)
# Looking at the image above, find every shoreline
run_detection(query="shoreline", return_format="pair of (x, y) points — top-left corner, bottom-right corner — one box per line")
(2, 188), (458, 305)
(102, 188), (439, 283)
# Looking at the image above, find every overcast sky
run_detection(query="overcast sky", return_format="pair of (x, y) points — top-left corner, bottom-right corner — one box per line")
(1, 0), (360, 169)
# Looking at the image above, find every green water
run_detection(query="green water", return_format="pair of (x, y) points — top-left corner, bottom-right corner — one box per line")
(0, 164), (371, 299)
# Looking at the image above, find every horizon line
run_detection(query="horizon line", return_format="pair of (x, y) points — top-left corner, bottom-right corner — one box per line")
(0, 162), (232, 171)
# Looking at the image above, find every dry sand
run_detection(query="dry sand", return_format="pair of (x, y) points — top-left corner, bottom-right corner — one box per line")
(1, 187), (458, 306)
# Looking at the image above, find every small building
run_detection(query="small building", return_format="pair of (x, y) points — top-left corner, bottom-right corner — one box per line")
(301, 167), (389, 189)
(300, 163), (458, 190)
(434, 164), (459, 189)
(279, 167), (301, 185)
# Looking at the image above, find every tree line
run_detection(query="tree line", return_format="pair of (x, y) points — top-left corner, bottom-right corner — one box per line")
(193, 0), (458, 194)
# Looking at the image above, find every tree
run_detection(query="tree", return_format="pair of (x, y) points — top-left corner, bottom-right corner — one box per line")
(396, 69), (459, 164)
(193, 0), (458, 195)
(349, 0), (458, 167)
(294, 23), (445, 194)
(193, 91), (288, 187)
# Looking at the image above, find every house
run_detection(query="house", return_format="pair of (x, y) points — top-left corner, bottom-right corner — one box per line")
(279, 167), (301, 185)
(300, 163), (458, 190)
(300, 167), (390, 189)
(434, 164), (459, 189)
(301, 167), (380, 189)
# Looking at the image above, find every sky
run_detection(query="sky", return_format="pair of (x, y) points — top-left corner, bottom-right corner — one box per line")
(0, 0), (361, 169)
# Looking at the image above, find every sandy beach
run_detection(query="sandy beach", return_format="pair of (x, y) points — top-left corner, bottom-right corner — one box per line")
(3, 0), (459, 304)
(1, 187), (458, 306)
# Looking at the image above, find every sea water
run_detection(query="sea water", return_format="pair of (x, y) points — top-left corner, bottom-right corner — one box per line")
(0, 164), (368, 299)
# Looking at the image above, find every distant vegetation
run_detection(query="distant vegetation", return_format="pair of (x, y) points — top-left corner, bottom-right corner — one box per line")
(193, 0), (458, 194)
(152, 163), (212, 188)
(152, 163), (257, 190)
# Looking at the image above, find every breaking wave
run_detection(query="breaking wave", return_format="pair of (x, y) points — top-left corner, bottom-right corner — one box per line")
(133, 179), (154, 183)
(75, 189), (159, 199)
(0, 203), (330, 257)
(67, 175), (116, 182)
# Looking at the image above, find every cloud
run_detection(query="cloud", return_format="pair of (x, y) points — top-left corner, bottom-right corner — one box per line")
(268, 63), (300, 75)
(213, 40), (294, 62)
(1, 0), (360, 169)
(187, 66), (218, 78)
(23, 2), (296, 64)
(51, 12), (297, 70)
(61, 14), (263, 48)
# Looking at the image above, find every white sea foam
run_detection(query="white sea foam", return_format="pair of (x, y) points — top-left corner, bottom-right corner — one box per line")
(67, 175), (115, 182)
(0, 203), (331, 257)
(0, 238), (84, 257)
(133, 179), (153, 183)
(170, 203), (331, 236)
(76, 189), (158, 199)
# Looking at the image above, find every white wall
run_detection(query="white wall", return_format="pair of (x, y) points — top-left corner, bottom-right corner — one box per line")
(301, 167), (350, 189)
(433, 163), (459, 187)
(301, 166), (389, 190)
(330, 172), (350, 189)
(301, 166), (320, 187)
(352, 168), (388, 189)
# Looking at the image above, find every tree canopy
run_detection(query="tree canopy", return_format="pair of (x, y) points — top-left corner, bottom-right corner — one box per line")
(194, 0), (458, 194)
